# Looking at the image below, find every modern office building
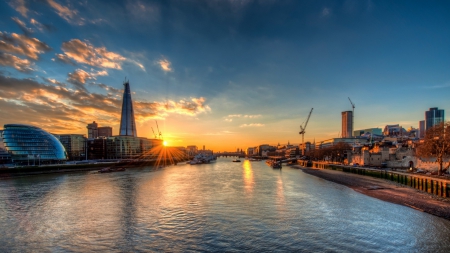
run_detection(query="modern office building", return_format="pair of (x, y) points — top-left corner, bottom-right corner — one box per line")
(1, 124), (67, 164)
(119, 80), (137, 137)
(58, 134), (86, 161)
(425, 107), (445, 131)
(87, 121), (99, 139)
(98, 126), (112, 138)
(0, 130), (12, 164)
(341, 111), (353, 138)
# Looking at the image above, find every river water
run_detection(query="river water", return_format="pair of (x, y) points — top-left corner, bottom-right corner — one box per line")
(1, 158), (449, 252)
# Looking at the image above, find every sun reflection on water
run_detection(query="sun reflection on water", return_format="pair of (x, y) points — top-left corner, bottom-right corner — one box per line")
(242, 160), (254, 195)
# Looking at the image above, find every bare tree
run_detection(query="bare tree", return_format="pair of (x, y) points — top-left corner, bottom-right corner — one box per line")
(416, 121), (450, 176)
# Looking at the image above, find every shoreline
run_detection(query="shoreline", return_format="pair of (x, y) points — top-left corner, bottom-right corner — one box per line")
(293, 165), (450, 221)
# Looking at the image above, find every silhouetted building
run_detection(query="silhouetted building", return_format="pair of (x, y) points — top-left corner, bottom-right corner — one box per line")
(341, 111), (353, 138)
(119, 80), (137, 137)
(87, 121), (98, 139)
(98, 126), (112, 138)
(425, 107), (444, 131)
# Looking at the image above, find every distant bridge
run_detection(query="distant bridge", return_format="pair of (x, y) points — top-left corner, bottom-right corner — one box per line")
(215, 152), (246, 158)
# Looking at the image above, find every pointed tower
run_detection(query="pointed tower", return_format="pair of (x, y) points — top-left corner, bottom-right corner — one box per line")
(119, 80), (137, 137)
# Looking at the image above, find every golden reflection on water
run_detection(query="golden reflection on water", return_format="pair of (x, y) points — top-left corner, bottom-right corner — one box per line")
(276, 176), (286, 212)
(242, 160), (254, 195)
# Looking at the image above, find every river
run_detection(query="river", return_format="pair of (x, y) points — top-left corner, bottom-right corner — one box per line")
(1, 158), (449, 252)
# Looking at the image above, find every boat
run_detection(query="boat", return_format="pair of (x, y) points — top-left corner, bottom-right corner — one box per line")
(232, 159), (241, 162)
(98, 167), (112, 173)
(272, 162), (282, 169)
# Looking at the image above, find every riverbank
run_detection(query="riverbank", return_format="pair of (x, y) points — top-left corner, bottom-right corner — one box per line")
(294, 165), (450, 221)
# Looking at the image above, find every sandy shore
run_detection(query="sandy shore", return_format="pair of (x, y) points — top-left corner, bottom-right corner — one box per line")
(293, 166), (450, 221)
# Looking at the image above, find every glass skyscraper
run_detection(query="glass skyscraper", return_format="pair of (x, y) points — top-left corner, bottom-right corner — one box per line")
(1, 124), (67, 164)
(119, 80), (137, 137)
(425, 107), (445, 130)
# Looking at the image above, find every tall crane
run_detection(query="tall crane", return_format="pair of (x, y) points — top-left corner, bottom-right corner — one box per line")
(348, 97), (355, 137)
(299, 108), (313, 155)
(155, 120), (162, 139)
(151, 127), (157, 139)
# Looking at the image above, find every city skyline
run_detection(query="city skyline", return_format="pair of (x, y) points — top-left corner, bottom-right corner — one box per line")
(1, 0), (450, 151)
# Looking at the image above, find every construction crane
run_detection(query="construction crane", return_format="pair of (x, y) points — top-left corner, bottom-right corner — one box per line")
(151, 127), (157, 139)
(299, 108), (313, 155)
(348, 97), (355, 137)
(155, 120), (162, 139)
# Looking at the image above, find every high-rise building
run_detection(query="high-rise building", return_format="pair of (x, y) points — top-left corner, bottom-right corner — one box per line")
(425, 107), (445, 131)
(419, 120), (425, 139)
(87, 121), (98, 139)
(119, 80), (137, 137)
(98, 126), (112, 137)
(341, 111), (353, 138)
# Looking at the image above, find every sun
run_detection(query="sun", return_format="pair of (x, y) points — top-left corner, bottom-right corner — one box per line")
(163, 141), (168, 146)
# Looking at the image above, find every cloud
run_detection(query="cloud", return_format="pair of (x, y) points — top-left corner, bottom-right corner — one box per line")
(224, 114), (262, 121)
(0, 32), (51, 60)
(425, 83), (450, 89)
(46, 0), (83, 25)
(156, 57), (173, 72)
(11, 17), (33, 35)
(61, 39), (126, 69)
(322, 7), (331, 17)
(67, 69), (108, 90)
(0, 74), (211, 135)
(0, 53), (33, 72)
(239, 123), (264, 127)
(8, 0), (28, 17)
(30, 18), (56, 33)
(53, 53), (76, 65)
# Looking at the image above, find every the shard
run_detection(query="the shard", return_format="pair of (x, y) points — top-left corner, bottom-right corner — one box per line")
(119, 80), (137, 137)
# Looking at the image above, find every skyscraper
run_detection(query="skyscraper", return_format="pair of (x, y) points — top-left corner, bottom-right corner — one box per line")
(341, 111), (353, 138)
(119, 80), (137, 137)
(425, 107), (445, 131)
(419, 120), (425, 139)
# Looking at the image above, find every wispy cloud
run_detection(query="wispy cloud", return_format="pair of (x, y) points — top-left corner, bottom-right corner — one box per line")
(67, 69), (108, 90)
(60, 39), (125, 69)
(224, 114), (262, 121)
(8, 0), (28, 18)
(46, 0), (83, 25)
(321, 7), (331, 17)
(425, 83), (450, 89)
(156, 57), (173, 72)
(0, 52), (33, 72)
(11, 17), (33, 35)
(239, 123), (264, 127)
(0, 74), (212, 133)
(0, 32), (51, 60)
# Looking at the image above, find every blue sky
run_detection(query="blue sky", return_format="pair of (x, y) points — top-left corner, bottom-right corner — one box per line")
(0, 0), (449, 151)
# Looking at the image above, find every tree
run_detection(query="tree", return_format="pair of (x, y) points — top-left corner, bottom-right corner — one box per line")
(416, 121), (450, 176)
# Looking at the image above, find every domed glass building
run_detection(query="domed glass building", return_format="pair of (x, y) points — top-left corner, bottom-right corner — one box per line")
(2, 124), (67, 164)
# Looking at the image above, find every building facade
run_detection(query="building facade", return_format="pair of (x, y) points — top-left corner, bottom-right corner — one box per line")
(341, 111), (353, 138)
(98, 127), (112, 138)
(87, 121), (99, 139)
(58, 134), (86, 161)
(1, 124), (67, 164)
(119, 80), (137, 137)
(425, 107), (445, 131)
(419, 120), (425, 139)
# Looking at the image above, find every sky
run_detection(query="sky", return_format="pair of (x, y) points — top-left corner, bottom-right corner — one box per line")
(0, 0), (450, 152)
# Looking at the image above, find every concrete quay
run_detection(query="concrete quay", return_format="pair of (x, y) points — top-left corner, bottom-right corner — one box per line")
(297, 161), (450, 199)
